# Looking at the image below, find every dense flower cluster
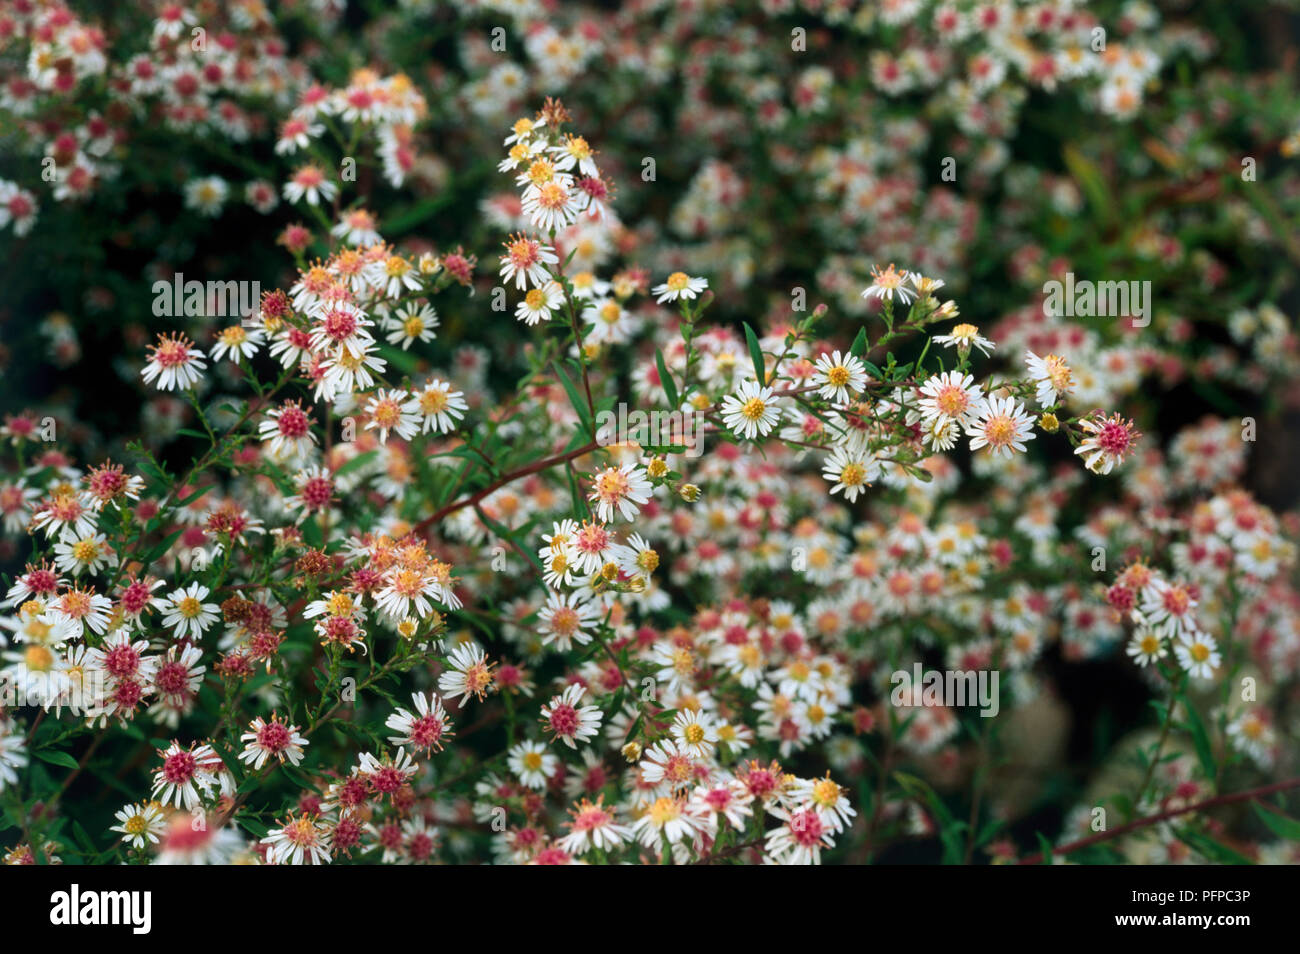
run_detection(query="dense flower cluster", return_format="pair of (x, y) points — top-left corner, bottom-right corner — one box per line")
(1, 1), (1299, 867)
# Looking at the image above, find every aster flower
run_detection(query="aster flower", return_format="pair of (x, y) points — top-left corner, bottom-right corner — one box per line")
(1075, 412), (1142, 475)
(52, 532), (116, 577)
(765, 806), (834, 864)
(239, 714), (308, 770)
(721, 380), (783, 440)
(383, 302), (439, 350)
(1024, 350), (1075, 408)
(331, 207), (382, 246)
(652, 272), (708, 303)
(1140, 578), (1200, 640)
(537, 590), (601, 651)
(966, 395), (1035, 458)
(159, 582), (220, 641)
(283, 163), (337, 205)
(539, 683), (603, 748)
(210, 325), (264, 363)
(110, 801), (168, 850)
(557, 796), (632, 855)
(150, 741), (219, 811)
(788, 775), (856, 835)
(813, 350), (868, 403)
(499, 233), (558, 290)
(385, 691), (454, 755)
(141, 332), (207, 391)
(638, 739), (698, 792)
(932, 323), (995, 357)
(631, 795), (700, 849)
(522, 177), (582, 232)
(821, 446), (878, 503)
(438, 642), (496, 704)
(262, 813), (333, 865)
(183, 176), (228, 216)
(515, 280), (565, 325)
(1125, 627), (1166, 667)
(508, 740), (559, 789)
(415, 378), (468, 434)
(588, 463), (652, 523)
(861, 263), (914, 304)
(671, 708), (720, 758)
(1174, 631), (1221, 681)
(364, 388), (421, 444)
(917, 370), (984, 427)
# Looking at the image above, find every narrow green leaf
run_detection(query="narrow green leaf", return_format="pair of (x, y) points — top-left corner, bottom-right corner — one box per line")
(1253, 802), (1300, 841)
(1035, 832), (1055, 865)
(655, 348), (679, 407)
(334, 449), (378, 478)
(1175, 690), (1216, 782)
(36, 750), (79, 770)
(849, 326), (870, 359)
(1178, 828), (1253, 865)
(554, 362), (594, 436)
(743, 322), (766, 386)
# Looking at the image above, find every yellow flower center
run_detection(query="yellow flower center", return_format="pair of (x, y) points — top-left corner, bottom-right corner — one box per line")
(840, 463), (866, 486)
(25, 645), (54, 671)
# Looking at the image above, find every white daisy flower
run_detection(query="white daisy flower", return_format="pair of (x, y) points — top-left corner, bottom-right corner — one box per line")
(813, 350), (868, 403)
(507, 740), (558, 789)
(652, 272), (708, 304)
(721, 380), (783, 440)
(159, 583), (219, 641)
(539, 683), (603, 748)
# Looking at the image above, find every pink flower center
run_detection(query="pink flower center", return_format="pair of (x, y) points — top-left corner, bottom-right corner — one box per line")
(163, 751), (197, 784)
(548, 703), (579, 737)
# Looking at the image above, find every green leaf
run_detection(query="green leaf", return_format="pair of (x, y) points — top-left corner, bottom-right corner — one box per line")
(238, 815), (270, 839)
(915, 335), (933, 372)
(743, 322), (766, 386)
(554, 362), (594, 436)
(1177, 828), (1253, 865)
(1062, 144), (1115, 227)
(565, 463), (588, 518)
(1035, 832), (1055, 865)
(1175, 690), (1216, 782)
(892, 769), (964, 860)
(36, 750), (79, 770)
(301, 516), (324, 549)
(379, 343), (422, 378)
(175, 484), (212, 507)
(849, 326), (870, 359)
(655, 348), (678, 408)
(625, 712), (645, 743)
(141, 527), (184, 565)
(334, 449), (378, 479)
(1253, 802), (1300, 841)
(70, 821), (99, 861)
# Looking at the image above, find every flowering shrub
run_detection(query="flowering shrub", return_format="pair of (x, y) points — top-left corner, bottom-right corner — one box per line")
(1, 0), (1299, 867)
